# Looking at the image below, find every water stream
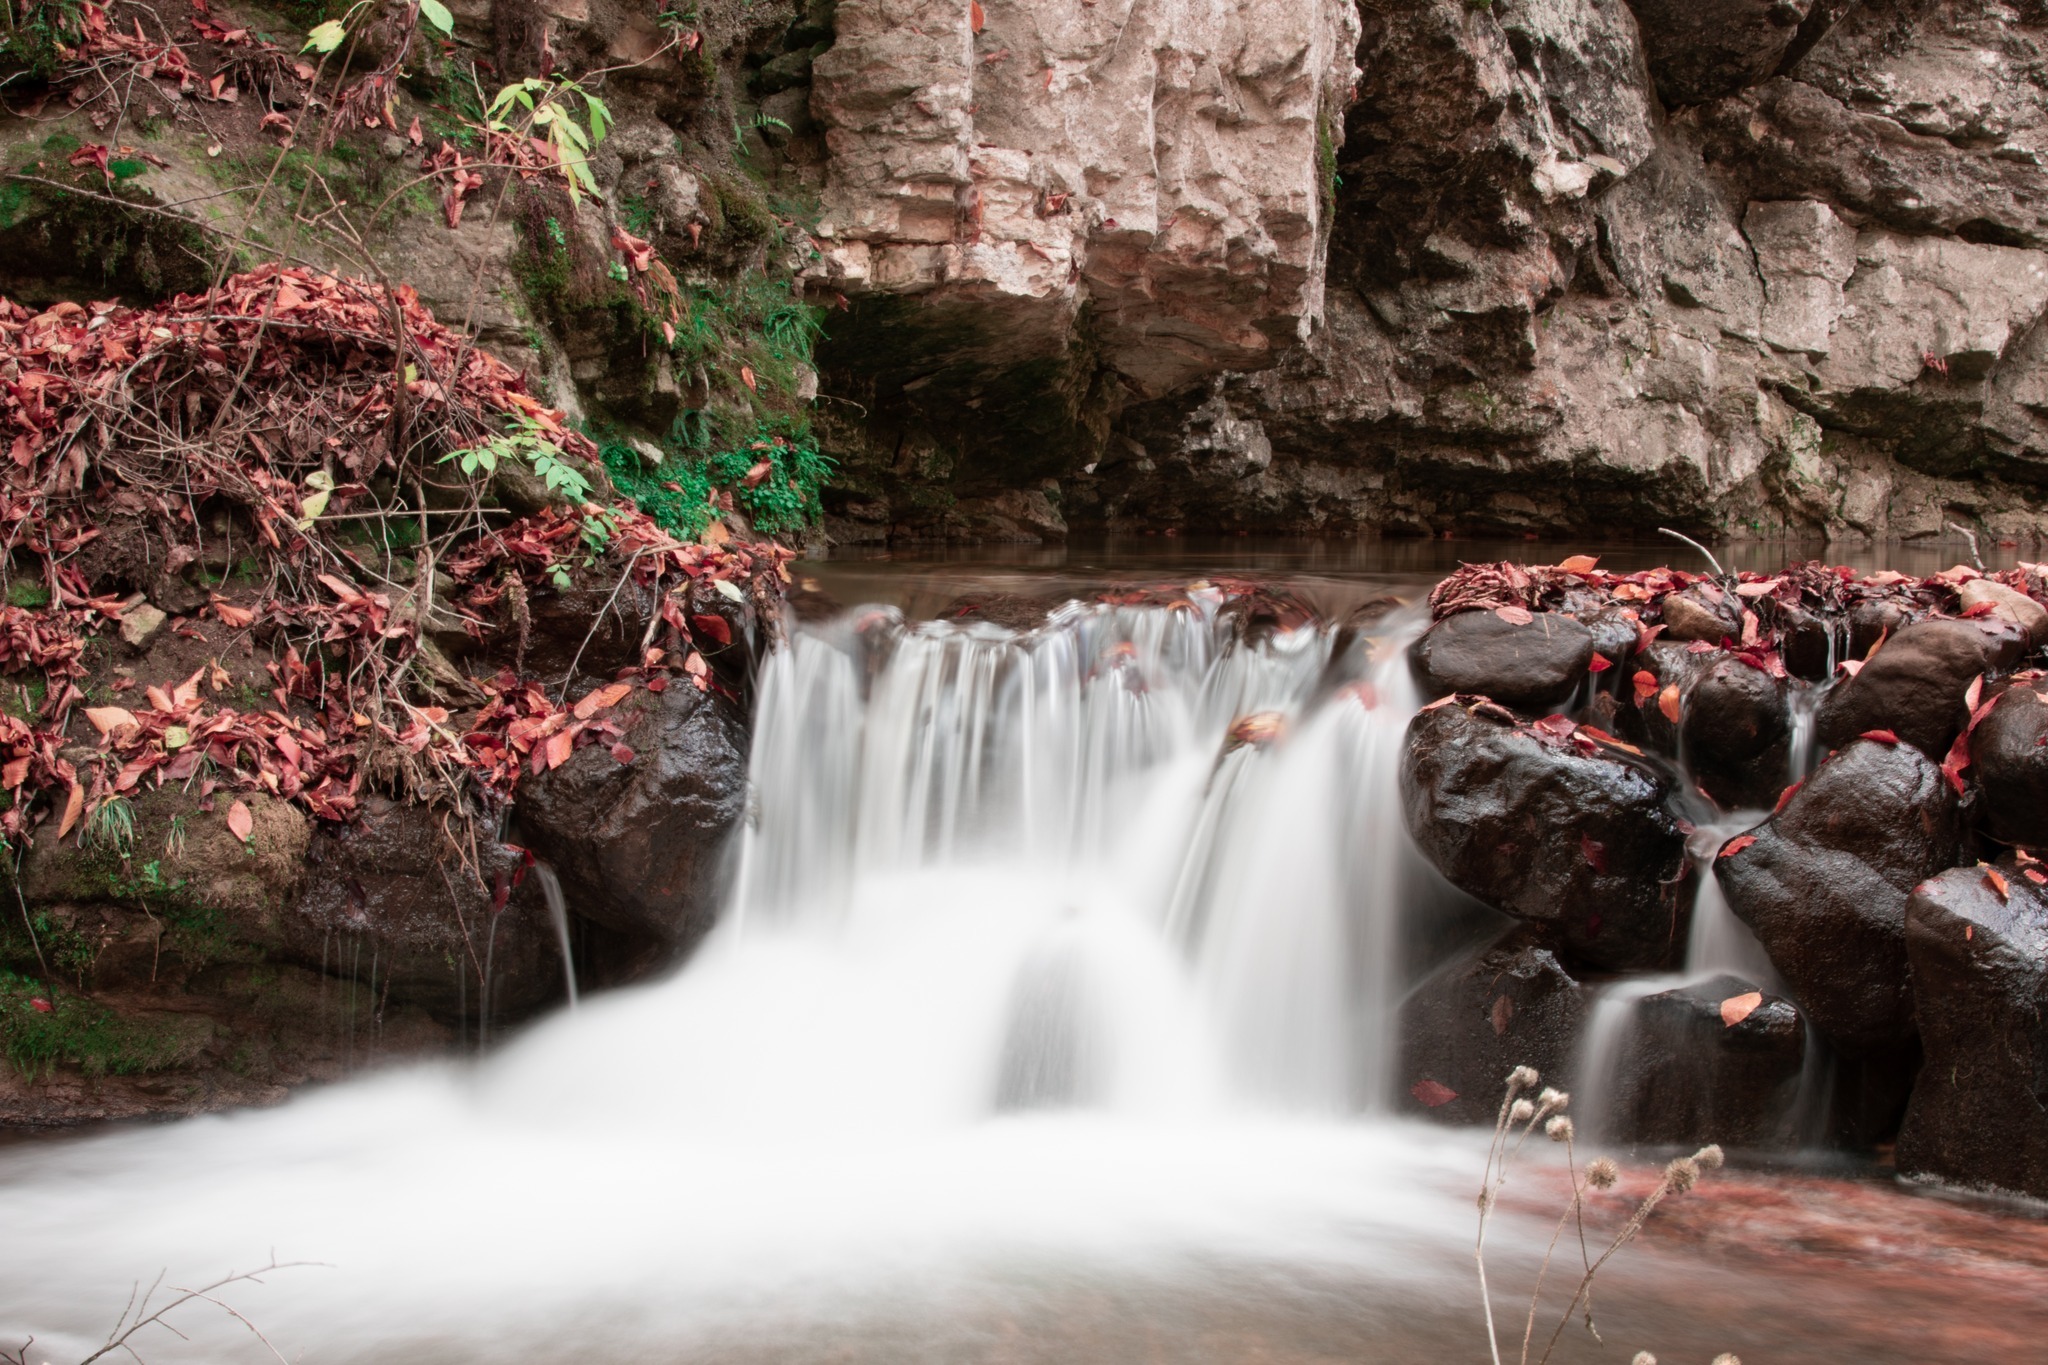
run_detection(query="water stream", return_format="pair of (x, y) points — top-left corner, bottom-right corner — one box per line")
(0, 581), (2040, 1362)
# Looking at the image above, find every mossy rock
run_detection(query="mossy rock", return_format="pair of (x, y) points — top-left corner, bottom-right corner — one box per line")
(20, 787), (310, 932)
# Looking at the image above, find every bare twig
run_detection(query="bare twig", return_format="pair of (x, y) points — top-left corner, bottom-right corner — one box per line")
(77, 1258), (320, 1365)
(1947, 521), (1986, 573)
(1656, 527), (1726, 578)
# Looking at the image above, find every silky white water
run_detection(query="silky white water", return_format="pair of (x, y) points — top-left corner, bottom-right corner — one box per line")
(0, 594), (1509, 1362)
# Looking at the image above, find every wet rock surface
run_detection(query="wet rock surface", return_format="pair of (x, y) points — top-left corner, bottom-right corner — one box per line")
(1407, 609), (1596, 712)
(1971, 681), (2048, 848)
(1717, 738), (1963, 1058)
(515, 681), (751, 957)
(1402, 703), (1691, 971)
(1398, 924), (1588, 1126)
(1606, 974), (1807, 1148)
(1815, 618), (2030, 759)
(1898, 857), (2048, 1200)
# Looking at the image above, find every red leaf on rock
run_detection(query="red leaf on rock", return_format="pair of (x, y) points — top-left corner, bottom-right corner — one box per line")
(1860, 729), (1900, 745)
(1581, 834), (1608, 874)
(226, 799), (253, 842)
(543, 729), (575, 770)
(1587, 654), (1612, 673)
(1773, 781), (1803, 814)
(610, 743), (636, 765)
(1719, 834), (1757, 859)
(1632, 670), (1659, 705)
(1410, 1079), (1458, 1108)
(969, 0), (986, 32)
(1490, 994), (1513, 1036)
(1720, 991), (1763, 1027)
(2026, 868), (2048, 886)
(1985, 866), (2010, 901)
(1558, 554), (1599, 574)
(691, 613), (733, 646)
(1494, 604), (1534, 626)
(1658, 683), (1681, 725)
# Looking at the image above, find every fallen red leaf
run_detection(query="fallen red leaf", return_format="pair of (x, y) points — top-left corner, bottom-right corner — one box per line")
(691, 613), (733, 646)
(1632, 669), (1658, 705)
(29, 997), (51, 1014)
(1558, 554), (1598, 574)
(610, 743), (636, 765)
(1494, 604), (1534, 626)
(1985, 866), (2010, 901)
(226, 799), (253, 842)
(969, 0), (986, 32)
(1489, 994), (1513, 1036)
(1410, 1078), (1457, 1108)
(1718, 834), (1758, 859)
(1720, 991), (1763, 1027)
(1773, 781), (1803, 814)
(1658, 683), (1681, 725)
(1581, 833), (1608, 874)
(1859, 729), (1900, 745)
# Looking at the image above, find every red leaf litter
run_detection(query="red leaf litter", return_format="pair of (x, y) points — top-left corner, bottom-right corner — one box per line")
(0, 265), (793, 845)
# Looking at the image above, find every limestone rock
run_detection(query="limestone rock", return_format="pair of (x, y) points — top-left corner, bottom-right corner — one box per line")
(1971, 682), (2048, 848)
(810, 0), (1361, 394)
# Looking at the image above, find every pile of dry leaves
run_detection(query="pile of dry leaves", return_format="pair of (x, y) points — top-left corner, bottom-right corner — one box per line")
(0, 263), (788, 850)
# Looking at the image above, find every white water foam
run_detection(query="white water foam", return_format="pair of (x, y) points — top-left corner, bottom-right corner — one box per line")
(0, 595), (1503, 1362)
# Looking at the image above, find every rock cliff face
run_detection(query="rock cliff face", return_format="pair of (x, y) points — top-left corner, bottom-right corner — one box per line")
(806, 0), (2048, 547)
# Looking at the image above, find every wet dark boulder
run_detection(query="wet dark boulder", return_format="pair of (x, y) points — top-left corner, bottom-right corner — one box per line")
(1402, 704), (1692, 971)
(1408, 609), (1595, 713)
(1603, 974), (1806, 1148)
(1815, 617), (2030, 760)
(1717, 738), (1963, 1058)
(1611, 640), (1713, 759)
(1398, 924), (1588, 1126)
(1681, 656), (1794, 810)
(515, 679), (749, 958)
(1774, 602), (1842, 682)
(294, 799), (566, 1022)
(1897, 858), (2048, 1200)
(1971, 682), (2048, 849)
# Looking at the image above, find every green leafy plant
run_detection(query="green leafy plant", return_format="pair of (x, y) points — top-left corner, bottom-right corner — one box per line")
(442, 416), (593, 503)
(486, 76), (614, 202)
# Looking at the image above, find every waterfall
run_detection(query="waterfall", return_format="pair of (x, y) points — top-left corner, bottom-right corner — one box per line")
(531, 862), (579, 1010)
(727, 597), (1428, 1115)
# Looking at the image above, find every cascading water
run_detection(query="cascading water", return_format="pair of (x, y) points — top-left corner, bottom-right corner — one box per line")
(0, 592), (1494, 1361)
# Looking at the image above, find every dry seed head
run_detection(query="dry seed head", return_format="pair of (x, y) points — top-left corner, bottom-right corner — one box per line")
(1695, 1143), (1726, 1170)
(1631, 1353), (1657, 1365)
(1545, 1115), (1574, 1143)
(1710, 1356), (1742, 1365)
(1509, 1065), (1540, 1089)
(1587, 1156), (1619, 1188)
(1538, 1086), (1568, 1111)
(1511, 1098), (1536, 1122)
(1665, 1156), (1701, 1194)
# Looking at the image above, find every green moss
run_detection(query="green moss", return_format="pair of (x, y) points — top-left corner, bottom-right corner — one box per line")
(0, 970), (203, 1079)
(5, 579), (49, 608)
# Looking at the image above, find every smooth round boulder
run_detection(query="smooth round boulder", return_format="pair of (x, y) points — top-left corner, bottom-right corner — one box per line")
(1397, 924), (1587, 1126)
(1897, 857), (2048, 1200)
(1402, 703), (1692, 971)
(1815, 617), (2030, 759)
(1717, 738), (1963, 1058)
(1408, 608), (1595, 713)
(1658, 587), (1739, 643)
(1681, 656), (1794, 810)
(1972, 682), (2048, 848)
(1603, 973), (1806, 1148)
